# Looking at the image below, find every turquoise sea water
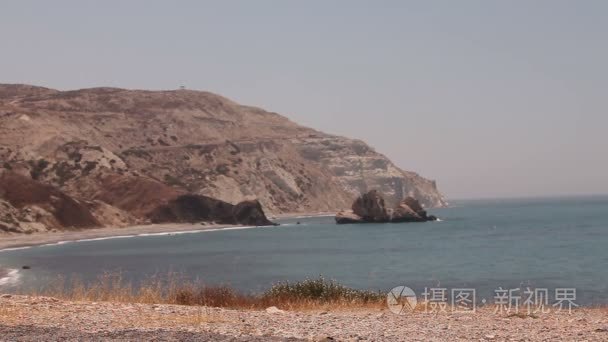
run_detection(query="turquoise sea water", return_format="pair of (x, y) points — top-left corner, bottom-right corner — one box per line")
(1, 196), (607, 305)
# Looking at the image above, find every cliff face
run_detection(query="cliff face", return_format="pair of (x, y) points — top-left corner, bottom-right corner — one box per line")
(0, 84), (446, 231)
(292, 135), (446, 208)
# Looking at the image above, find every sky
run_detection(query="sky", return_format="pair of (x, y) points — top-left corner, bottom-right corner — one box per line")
(1, 1), (607, 199)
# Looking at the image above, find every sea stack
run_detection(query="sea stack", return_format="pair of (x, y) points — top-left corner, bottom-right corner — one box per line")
(335, 190), (438, 224)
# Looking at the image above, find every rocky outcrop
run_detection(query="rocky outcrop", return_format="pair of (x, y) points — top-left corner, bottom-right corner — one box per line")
(391, 201), (423, 222)
(335, 191), (438, 224)
(148, 194), (276, 226)
(351, 190), (389, 222)
(334, 210), (365, 224)
(1, 84), (446, 232)
(391, 197), (438, 222)
(233, 200), (276, 226)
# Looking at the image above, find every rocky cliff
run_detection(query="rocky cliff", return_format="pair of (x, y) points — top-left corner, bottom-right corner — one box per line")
(0, 84), (446, 232)
(336, 190), (438, 224)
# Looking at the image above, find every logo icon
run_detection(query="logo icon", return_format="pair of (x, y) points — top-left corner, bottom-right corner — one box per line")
(387, 286), (417, 314)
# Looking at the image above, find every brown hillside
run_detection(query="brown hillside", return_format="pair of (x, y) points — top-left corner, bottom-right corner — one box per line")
(0, 84), (446, 232)
(0, 171), (100, 231)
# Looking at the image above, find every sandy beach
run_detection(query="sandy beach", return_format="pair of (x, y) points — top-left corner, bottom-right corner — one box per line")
(270, 212), (335, 219)
(0, 210), (334, 252)
(0, 222), (250, 252)
(0, 295), (607, 341)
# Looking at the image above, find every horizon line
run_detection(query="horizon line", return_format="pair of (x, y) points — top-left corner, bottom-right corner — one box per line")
(447, 193), (608, 202)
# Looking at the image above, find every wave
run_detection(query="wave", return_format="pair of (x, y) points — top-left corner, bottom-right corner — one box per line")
(0, 269), (21, 287)
(274, 213), (334, 220)
(135, 225), (260, 237)
(0, 246), (33, 252)
(0, 224), (280, 253)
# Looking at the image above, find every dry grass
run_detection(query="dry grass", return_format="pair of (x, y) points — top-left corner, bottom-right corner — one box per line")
(0, 301), (19, 324)
(23, 273), (386, 311)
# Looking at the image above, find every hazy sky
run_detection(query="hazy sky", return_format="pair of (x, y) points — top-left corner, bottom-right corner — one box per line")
(1, 1), (607, 199)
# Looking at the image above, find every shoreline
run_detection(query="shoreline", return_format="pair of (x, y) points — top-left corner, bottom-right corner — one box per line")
(270, 211), (335, 219)
(0, 213), (325, 281)
(0, 222), (263, 252)
(0, 211), (331, 252)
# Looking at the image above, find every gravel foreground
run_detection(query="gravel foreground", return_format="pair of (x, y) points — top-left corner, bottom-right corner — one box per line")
(0, 295), (607, 341)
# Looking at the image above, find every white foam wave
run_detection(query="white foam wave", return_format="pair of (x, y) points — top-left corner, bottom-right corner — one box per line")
(71, 235), (139, 242)
(0, 246), (33, 252)
(289, 214), (334, 219)
(0, 269), (21, 287)
(0, 224), (279, 253)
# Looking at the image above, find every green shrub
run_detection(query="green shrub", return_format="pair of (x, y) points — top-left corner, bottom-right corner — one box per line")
(263, 277), (383, 303)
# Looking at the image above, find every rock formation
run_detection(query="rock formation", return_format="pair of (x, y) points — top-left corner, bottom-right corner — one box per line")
(335, 191), (438, 224)
(0, 169), (276, 233)
(0, 84), (446, 232)
(391, 197), (438, 222)
(232, 200), (276, 226)
(148, 195), (275, 226)
(351, 190), (389, 222)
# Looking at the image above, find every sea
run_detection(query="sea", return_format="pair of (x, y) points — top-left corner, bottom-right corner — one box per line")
(1, 196), (607, 306)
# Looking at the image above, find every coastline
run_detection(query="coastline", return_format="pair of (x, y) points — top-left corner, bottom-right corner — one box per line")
(0, 211), (333, 252)
(0, 222), (260, 252)
(0, 213), (328, 280)
(269, 211), (335, 219)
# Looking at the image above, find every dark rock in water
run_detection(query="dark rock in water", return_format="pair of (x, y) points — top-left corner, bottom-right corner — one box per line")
(391, 196), (434, 222)
(391, 201), (424, 222)
(336, 191), (438, 224)
(351, 190), (389, 222)
(232, 200), (276, 226)
(148, 195), (276, 226)
(399, 196), (426, 216)
(335, 210), (365, 224)
(22, 265), (31, 270)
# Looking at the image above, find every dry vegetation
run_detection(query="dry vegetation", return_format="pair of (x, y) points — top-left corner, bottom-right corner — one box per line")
(2, 292), (607, 341)
(3, 274), (608, 340)
(24, 273), (385, 311)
